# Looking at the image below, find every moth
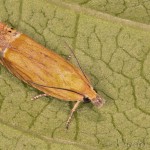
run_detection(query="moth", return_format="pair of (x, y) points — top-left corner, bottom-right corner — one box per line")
(0, 23), (105, 128)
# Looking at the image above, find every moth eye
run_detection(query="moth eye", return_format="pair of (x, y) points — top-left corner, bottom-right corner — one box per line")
(8, 30), (12, 33)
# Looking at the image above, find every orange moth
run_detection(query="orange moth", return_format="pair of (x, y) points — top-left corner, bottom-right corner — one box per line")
(0, 23), (105, 128)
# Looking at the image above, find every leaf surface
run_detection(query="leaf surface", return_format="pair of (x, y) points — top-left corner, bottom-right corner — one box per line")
(0, 0), (150, 149)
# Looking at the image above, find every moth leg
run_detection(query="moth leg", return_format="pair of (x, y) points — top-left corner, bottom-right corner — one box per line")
(31, 93), (47, 100)
(66, 101), (81, 129)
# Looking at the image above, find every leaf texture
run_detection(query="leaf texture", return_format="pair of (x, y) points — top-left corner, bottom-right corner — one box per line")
(0, 0), (150, 149)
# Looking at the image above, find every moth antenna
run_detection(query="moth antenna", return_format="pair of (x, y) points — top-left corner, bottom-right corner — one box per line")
(27, 80), (85, 97)
(64, 41), (91, 87)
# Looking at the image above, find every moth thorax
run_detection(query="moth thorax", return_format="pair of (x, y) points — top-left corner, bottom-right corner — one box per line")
(91, 94), (105, 107)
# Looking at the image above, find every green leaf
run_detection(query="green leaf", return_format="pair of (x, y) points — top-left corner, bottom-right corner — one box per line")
(56, 0), (150, 24)
(0, 0), (150, 149)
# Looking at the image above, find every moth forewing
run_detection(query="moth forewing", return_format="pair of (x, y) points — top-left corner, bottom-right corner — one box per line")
(0, 22), (105, 128)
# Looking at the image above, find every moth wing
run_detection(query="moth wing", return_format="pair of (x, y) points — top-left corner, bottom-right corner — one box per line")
(3, 35), (96, 101)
